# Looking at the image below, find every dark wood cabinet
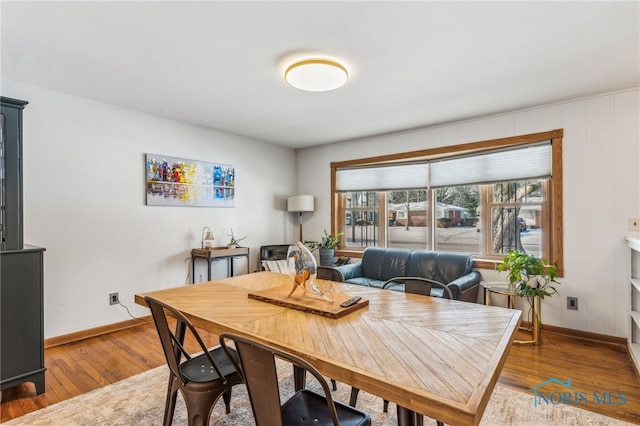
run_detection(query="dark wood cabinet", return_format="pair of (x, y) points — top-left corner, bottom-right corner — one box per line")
(1, 97), (27, 251)
(0, 245), (46, 394)
(0, 96), (46, 394)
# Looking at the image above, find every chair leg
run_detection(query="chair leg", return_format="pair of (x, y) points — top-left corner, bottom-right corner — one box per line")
(351, 386), (389, 413)
(293, 365), (306, 391)
(349, 387), (360, 407)
(164, 376), (179, 426)
(182, 388), (227, 426)
(222, 388), (233, 414)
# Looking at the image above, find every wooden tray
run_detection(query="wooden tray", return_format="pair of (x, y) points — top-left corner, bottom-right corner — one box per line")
(248, 284), (368, 319)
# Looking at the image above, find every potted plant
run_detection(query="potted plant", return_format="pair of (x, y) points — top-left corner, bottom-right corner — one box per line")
(497, 250), (560, 299)
(497, 250), (560, 333)
(304, 229), (344, 266)
(226, 229), (246, 248)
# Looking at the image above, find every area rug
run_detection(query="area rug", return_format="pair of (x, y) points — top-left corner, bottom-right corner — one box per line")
(3, 361), (633, 426)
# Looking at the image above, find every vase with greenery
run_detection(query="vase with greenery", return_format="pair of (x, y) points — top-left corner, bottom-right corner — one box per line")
(497, 250), (559, 299)
(304, 229), (344, 266)
(497, 250), (560, 331)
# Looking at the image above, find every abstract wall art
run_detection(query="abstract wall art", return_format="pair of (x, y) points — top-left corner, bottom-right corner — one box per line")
(145, 153), (235, 207)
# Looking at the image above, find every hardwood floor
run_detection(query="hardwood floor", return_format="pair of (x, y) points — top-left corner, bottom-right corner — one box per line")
(1, 322), (639, 424)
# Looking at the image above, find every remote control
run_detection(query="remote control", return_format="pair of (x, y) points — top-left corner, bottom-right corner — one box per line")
(340, 296), (362, 308)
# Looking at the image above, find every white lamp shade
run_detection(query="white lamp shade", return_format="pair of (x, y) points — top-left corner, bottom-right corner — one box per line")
(287, 195), (315, 212)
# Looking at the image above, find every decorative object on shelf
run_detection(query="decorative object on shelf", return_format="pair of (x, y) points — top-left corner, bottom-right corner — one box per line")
(287, 195), (314, 241)
(304, 229), (344, 266)
(201, 227), (215, 249)
(286, 242), (334, 301)
(145, 153), (235, 207)
(226, 228), (246, 248)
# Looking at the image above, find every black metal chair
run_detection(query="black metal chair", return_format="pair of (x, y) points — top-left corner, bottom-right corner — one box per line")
(145, 296), (242, 426)
(382, 276), (454, 299)
(349, 277), (451, 426)
(259, 252), (339, 392)
(219, 332), (371, 426)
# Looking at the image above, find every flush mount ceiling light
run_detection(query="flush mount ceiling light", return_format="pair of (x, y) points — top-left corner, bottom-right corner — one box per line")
(284, 59), (348, 92)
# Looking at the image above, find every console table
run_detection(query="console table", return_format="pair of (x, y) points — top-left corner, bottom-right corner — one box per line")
(481, 281), (540, 345)
(191, 246), (250, 283)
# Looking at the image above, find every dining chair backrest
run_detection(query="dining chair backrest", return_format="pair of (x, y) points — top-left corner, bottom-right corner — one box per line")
(145, 296), (241, 426)
(220, 333), (370, 426)
(146, 296), (228, 382)
(383, 276), (454, 299)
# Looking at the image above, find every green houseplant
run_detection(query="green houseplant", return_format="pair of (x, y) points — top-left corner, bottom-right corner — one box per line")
(497, 250), (560, 333)
(497, 250), (560, 299)
(226, 229), (246, 248)
(304, 229), (344, 266)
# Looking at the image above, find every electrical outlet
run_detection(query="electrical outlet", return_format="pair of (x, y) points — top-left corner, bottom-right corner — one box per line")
(567, 297), (578, 310)
(630, 218), (640, 231)
(109, 292), (119, 305)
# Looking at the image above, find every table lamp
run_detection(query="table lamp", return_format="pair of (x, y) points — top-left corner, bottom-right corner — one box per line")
(287, 195), (314, 241)
(201, 227), (215, 249)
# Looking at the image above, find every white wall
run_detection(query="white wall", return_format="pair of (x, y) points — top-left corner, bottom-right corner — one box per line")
(3, 78), (638, 339)
(2, 78), (299, 338)
(297, 87), (640, 338)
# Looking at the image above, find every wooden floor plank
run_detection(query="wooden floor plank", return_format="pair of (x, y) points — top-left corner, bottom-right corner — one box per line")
(1, 322), (639, 424)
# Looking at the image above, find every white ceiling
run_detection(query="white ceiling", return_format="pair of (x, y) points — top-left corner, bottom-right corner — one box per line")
(2, 1), (638, 149)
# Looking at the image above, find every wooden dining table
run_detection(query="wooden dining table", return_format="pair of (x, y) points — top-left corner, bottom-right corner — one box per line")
(135, 271), (521, 426)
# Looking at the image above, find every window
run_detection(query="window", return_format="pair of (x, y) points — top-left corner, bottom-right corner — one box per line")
(331, 130), (563, 273)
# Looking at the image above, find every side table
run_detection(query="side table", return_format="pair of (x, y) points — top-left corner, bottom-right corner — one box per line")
(481, 281), (540, 345)
(191, 246), (250, 283)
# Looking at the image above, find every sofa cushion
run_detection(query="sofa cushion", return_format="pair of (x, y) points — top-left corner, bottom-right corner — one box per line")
(383, 281), (447, 298)
(361, 247), (412, 281)
(345, 277), (387, 289)
(258, 244), (293, 271)
(262, 259), (289, 274)
(407, 251), (472, 283)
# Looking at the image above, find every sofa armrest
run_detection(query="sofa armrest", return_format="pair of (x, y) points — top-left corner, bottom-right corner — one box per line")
(446, 271), (481, 301)
(333, 263), (362, 281)
(317, 266), (345, 282)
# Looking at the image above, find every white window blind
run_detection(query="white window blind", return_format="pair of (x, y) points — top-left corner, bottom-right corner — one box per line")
(430, 143), (552, 188)
(336, 163), (428, 192)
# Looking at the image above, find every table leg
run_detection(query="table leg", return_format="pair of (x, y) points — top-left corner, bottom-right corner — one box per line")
(396, 406), (423, 426)
(532, 295), (540, 344)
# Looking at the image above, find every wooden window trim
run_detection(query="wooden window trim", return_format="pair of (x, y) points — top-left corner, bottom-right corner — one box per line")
(331, 129), (563, 275)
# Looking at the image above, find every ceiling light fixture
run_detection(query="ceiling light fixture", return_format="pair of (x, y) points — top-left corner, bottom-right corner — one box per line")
(285, 59), (348, 92)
